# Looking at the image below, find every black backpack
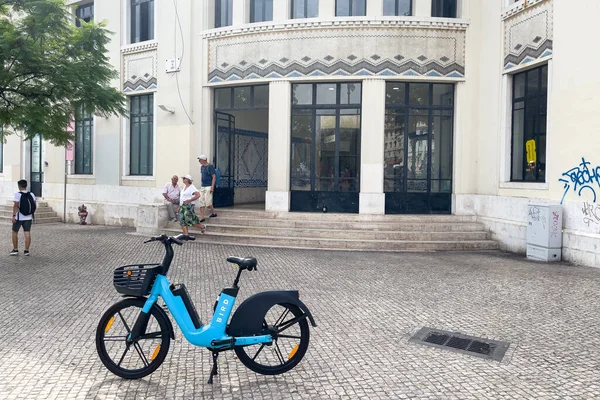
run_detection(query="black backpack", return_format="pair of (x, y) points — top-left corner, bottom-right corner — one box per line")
(18, 192), (36, 219)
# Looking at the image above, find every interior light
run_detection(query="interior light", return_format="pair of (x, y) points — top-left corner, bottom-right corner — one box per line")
(393, 87), (400, 90)
(328, 87), (335, 91)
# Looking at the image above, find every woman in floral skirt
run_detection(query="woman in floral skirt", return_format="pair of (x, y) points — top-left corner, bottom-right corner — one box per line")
(179, 174), (206, 235)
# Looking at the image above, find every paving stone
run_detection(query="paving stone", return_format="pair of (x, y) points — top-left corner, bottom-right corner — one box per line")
(1, 224), (600, 399)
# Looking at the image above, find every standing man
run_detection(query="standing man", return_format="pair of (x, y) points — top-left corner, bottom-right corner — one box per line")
(10, 180), (36, 256)
(162, 175), (181, 222)
(179, 175), (205, 235)
(197, 155), (217, 222)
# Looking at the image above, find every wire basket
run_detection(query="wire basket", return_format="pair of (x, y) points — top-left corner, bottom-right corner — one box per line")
(113, 264), (161, 297)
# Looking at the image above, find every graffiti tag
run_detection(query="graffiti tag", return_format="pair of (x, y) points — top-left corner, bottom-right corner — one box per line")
(559, 157), (600, 204)
(550, 211), (560, 238)
(528, 206), (541, 222)
(582, 201), (600, 227)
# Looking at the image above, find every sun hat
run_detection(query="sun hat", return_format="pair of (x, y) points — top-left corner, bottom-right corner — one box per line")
(197, 155), (207, 160)
(182, 174), (193, 181)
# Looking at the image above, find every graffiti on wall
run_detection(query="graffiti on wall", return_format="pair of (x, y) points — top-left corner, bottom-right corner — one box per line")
(559, 157), (600, 204)
(582, 201), (600, 227)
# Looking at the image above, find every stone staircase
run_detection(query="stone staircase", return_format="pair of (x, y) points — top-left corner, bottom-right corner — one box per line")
(162, 209), (498, 252)
(0, 199), (61, 224)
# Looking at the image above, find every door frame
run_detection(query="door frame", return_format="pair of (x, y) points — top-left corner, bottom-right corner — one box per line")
(213, 111), (236, 208)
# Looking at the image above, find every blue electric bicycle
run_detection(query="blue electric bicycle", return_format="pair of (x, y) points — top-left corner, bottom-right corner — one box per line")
(95, 234), (316, 384)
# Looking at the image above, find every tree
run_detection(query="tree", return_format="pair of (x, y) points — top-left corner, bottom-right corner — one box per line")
(0, 0), (126, 145)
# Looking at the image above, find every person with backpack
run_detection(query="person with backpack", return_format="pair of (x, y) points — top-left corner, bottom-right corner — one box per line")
(10, 179), (36, 256)
(197, 155), (218, 222)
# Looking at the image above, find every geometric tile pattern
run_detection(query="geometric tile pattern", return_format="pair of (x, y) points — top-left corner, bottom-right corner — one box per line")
(207, 27), (466, 83)
(503, 0), (553, 72)
(122, 44), (159, 93)
(218, 126), (268, 188)
(235, 129), (268, 188)
(209, 59), (466, 82)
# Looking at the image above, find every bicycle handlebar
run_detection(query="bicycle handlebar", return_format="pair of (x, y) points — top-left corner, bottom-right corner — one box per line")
(144, 234), (196, 245)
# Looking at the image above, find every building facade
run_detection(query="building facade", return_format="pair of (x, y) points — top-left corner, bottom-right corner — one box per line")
(1, 0), (599, 267)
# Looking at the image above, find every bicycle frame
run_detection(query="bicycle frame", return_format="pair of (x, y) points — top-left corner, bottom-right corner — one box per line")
(140, 274), (273, 349)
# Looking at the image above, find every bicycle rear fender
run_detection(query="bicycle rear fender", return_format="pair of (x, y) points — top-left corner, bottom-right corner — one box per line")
(227, 291), (316, 337)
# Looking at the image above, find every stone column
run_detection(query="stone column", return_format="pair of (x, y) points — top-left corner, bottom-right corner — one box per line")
(359, 79), (386, 214)
(266, 81), (292, 211)
(233, 0), (249, 26)
(319, 0), (336, 18)
(414, 0), (432, 17)
(273, 0), (291, 21)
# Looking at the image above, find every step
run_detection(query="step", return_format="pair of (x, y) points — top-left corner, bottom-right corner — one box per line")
(170, 223), (490, 241)
(213, 209), (477, 223)
(201, 217), (486, 232)
(0, 216), (61, 224)
(0, 210), (58, 219)
(4, 200), (49, 208)
(162, 228), (498, 252)
(0, 206), (53, 212)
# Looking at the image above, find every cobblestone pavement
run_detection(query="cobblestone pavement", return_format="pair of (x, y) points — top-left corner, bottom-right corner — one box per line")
(1, 224), (600, 399)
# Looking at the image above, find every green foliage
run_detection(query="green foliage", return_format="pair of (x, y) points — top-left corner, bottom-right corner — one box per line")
(0, 0), (126, 145)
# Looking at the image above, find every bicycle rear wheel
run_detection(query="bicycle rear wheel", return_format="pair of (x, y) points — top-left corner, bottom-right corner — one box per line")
(96, 298), (171, 379)
(235, 303), (310, 375)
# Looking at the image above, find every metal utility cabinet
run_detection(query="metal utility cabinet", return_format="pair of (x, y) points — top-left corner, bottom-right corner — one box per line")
(526, 203), (563, 262)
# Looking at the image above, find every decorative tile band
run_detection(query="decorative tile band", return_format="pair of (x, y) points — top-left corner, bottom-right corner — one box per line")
(504, 39), (552, 70)
(208, 27), (466, 83)
(123, 77), (158, 93)
(209, 59), (464, 83)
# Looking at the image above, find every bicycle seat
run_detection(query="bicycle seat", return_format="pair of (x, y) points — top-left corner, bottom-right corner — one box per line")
(227, 257), (257, 270)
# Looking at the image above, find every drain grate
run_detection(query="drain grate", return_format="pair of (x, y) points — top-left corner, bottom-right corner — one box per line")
(410, 327), (510, 362)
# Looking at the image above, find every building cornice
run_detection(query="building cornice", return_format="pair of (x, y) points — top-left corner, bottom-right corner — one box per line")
(502, 0), (550, 20)
(120, 40), (159, 55)
(202, 17), (469, 39)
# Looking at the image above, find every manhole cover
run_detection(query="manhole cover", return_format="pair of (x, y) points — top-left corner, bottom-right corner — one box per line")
(410, 327), (510, 362)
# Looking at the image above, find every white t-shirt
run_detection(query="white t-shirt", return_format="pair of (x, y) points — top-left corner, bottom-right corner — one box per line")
(14, 191), (37, 221)
(180, 184), (199, 206)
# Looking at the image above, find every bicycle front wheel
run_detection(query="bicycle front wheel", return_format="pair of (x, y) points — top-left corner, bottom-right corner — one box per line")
(96, 298), (171, 379)
(235, 303), (310, 375)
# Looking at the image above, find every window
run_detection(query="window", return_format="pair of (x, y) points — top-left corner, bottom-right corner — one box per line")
(291, 0), (319, 18)
(131, 0), (154, 43)
(336, 0), (366, 16)
(511, 64), (548, 182)
(432, 0), (457, 18)
(75, 3), (94, 27)
(250, 0), (273, 23)
(214, 86), (270, 110)
(130, 94), (154, 176)
(291, 83), (362, 193)
(384, 83), (454, 214)
(74, 105), (93, 175)
(215, 0), (233, 28)
(383, 0), (412, 16)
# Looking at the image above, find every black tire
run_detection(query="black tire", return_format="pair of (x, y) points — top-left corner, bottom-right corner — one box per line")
(235, 303), (310, 375)
(96, 298), (171, 379)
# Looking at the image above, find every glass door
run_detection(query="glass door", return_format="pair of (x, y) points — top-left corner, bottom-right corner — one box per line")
(213, 112), (236, 207)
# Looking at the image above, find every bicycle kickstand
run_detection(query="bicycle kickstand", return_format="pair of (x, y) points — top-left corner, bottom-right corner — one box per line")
(207, 351), (219, 384)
